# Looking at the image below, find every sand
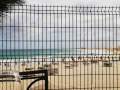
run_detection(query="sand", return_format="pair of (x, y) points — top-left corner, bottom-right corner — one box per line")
(0, 57), (120, 90)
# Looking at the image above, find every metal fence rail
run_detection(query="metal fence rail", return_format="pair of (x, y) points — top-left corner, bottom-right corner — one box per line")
(0, 5), (120, 90)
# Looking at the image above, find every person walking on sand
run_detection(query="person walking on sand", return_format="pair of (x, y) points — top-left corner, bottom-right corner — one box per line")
(71, 56), (75, 62)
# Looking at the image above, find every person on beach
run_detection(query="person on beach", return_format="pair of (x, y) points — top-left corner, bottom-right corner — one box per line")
(78, 56), (82, 61)
(100, 56), (103, 61)
(21, 61), (26, 66)
(71, 56), (75, 62)
(61, 57), (65, 63)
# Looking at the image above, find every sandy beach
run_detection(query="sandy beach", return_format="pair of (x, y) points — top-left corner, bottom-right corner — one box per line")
(0, 55), (120, 90)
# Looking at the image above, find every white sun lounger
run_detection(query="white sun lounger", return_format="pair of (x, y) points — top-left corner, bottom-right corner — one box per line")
(0, 71), (20, 82)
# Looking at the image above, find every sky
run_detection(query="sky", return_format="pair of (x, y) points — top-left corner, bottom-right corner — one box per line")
(0, 0), (120, 49)
(26, 0), (120, 6)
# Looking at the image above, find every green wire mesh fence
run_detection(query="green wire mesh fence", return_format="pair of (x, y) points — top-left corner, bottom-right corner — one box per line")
(0, 5), (120, 90)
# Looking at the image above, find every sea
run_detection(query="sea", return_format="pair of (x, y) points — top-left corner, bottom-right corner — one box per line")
(0, 49), (113, 60)
(0, 49), (76, 59)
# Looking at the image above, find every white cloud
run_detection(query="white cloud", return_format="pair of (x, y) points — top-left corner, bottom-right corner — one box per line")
(1, 0), (120, 49)
(26, 0), (120, 6)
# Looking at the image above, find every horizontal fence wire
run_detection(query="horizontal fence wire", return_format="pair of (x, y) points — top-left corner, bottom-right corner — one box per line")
(0, 5), (120, 90)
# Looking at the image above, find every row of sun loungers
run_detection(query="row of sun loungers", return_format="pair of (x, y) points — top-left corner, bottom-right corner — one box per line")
(0, 70), (48, 90)
(0, 71), (20, 82)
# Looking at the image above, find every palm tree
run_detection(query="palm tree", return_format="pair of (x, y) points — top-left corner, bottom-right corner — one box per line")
(0, 0), (24, 16)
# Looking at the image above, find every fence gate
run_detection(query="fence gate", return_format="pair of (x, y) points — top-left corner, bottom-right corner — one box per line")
(0, 5), (120, 90)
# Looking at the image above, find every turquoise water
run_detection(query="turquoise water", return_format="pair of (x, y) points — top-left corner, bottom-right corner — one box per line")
(0, 49), (76, 59)
(0, 49), (60, 59)
(0, 49), (112, 59)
